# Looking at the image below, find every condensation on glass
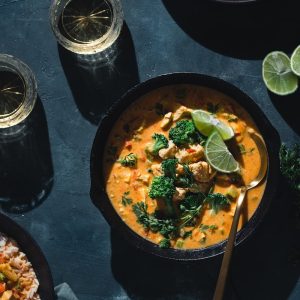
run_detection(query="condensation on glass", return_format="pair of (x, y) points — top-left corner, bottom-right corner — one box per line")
(50, 0), (123, 56)
(0, 54), (37, 129)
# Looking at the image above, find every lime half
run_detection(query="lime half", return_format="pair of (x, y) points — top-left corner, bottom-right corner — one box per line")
(205, 131), (240, 174)
(192, 109), (234, 141)
(291, 45), (300, 77)
(262, 51), (298, 96)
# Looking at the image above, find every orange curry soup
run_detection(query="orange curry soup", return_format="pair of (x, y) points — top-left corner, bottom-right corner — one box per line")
(103, 85), (266, 249)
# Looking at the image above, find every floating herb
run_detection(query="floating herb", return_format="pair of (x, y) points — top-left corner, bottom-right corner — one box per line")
(159, 238), (171, 248)
(182, 230), (193, 239)
(199, 224), (218, 232)
(133, 202), (177, 238)
(205, 193), (230, 214)
(239, 144), (255, 155)
(121, 191), (132, 206)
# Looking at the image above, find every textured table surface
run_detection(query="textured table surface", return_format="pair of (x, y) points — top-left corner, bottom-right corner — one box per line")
(0, 0), (300, 299)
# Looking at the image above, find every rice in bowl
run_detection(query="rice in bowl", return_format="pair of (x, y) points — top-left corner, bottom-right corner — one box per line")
(0, 232), (40, 300)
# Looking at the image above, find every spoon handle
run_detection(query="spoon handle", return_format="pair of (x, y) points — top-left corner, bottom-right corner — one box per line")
(213, 186), (247, 300)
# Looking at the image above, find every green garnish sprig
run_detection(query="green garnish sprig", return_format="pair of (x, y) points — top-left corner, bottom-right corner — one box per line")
(132, 202), (177, 238)
(280, 144), (300, 194)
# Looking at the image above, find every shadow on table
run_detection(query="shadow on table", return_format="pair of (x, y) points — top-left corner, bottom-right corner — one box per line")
(111, 230), (238, 300)
(162, 0), (300, 59)
(230, 180), (300, 300)
(268, 89), (300, 136)
(111, 184), (300, 300)
(0, 97), (54, 213)
(58, 22), (140, 125)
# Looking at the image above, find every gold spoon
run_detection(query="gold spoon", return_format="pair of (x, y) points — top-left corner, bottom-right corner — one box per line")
(213, 131), (269, 300)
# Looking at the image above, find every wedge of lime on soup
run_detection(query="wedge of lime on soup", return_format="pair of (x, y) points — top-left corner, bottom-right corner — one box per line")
(205, 130), (240, 173)
(192, 109), (234, 140)
(262, 51), (298, 95)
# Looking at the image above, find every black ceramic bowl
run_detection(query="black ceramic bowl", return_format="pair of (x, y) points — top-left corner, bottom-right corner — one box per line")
(0, 213), (55, 299)
(90, 73), (280, 261)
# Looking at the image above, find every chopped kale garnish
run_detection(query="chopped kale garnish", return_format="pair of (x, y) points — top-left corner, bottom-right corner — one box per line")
(133, 202), (177, 238)
(121, 191), (132, 206)
(179, 193), (206, 227)
(159, 238), (171, 248)
(239, 144), (255, 155)
(176, 164), (194, 188)
(182, 230), (193, 239)
(205, 193), (230, 214)
(199, 224), (218, 232)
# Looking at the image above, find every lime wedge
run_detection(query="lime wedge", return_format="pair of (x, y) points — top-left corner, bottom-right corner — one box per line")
(191, 109), (234, 141)
(291, 45), (300, 77)
(262, 51), (298, 95)
(205, 131), (240, 174)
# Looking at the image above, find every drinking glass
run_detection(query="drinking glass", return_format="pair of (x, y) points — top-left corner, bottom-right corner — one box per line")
(50, 0), (123, 57)
(0, 54), (37, 129)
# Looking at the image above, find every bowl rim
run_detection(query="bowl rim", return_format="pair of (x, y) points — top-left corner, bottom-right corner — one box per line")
(90, 72), (280, 261)
(0, 212), (55, 299)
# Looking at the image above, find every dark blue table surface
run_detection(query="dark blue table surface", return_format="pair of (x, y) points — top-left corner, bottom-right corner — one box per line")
(1, 0), (300, 299)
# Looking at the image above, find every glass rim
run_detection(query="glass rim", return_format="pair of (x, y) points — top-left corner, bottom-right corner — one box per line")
(49, 0), (124, 55)
(0, 54), (37, 128)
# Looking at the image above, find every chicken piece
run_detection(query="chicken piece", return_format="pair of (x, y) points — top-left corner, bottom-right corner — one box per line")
(173, 105), (191, 121)
(137, 174), (150, 185)
(123, 171), (131, 184)
(176, 164), (184, 175)
(192, 229), (206, 243)
(173, 187), (187, 201)
(220, 112), (239, 122)
(189, 161), (215, 182)
(161, 112), (173, 129)
(151, 164), (162, 176)
(138, 187), (147, 202)
(158, 140), (177, 159)
(175, 144), (204, 164)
